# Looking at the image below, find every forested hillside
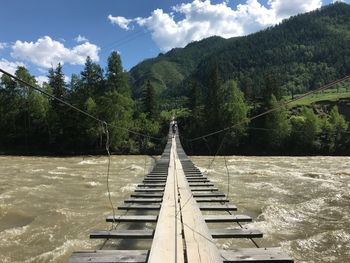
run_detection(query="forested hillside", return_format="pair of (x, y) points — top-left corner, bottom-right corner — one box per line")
(1, 2), (350, 156)
(130, 2), (350, 100)
(0, 53), (166, 154)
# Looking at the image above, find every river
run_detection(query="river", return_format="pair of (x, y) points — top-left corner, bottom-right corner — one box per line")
(0, 155), (349, 263)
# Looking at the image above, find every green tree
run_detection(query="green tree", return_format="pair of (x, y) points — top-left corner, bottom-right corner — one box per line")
(48, 63), (66, 101)
(218, 80), (249, 143)
(97, 90), (134, 152)
(290, 107), (321, 153)
(106, 51), (129, 95)
(321, 106), (348, 153)
(47, 63), (68, 150)
(141, 80), (157, 118)
(264, 95), (291, 152)
(205, 66), (221, 131)
(81, 56), (104, 97)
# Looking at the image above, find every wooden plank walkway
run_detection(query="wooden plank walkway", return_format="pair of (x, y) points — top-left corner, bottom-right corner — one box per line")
(69, 123), (293, 263)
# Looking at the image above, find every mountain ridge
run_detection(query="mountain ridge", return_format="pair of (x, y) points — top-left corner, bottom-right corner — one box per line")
(129, 2), (350, 100)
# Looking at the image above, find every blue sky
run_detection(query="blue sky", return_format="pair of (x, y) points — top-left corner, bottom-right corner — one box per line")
(0, 0), (345, 84)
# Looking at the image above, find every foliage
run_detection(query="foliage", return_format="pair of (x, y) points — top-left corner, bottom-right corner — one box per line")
(263, 95), (291, 152)
(130, 3), (350, 104)
(1, 3), (350, 155)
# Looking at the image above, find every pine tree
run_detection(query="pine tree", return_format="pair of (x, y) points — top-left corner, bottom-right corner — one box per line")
(142, 80), (156, 118)
(81, 56), (104, 97)
(205, 66), (221, 131)
(106, 51), (129, 95)
(48, 63), (66, 102)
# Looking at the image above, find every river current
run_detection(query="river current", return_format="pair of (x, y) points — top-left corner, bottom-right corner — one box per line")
(0, 155), (349, 263)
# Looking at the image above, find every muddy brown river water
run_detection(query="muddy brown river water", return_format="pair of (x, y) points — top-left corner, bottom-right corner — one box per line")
(0, 155), (349, 263)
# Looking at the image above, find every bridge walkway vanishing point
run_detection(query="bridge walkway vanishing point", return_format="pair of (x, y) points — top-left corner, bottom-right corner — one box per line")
(69, 127), (294, 263)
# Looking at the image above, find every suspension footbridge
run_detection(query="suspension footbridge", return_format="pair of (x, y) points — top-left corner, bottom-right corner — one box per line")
(69, 127), (293, 263)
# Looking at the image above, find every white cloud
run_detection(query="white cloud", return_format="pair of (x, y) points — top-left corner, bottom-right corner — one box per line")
(268, 0), (322, 18)
(332, 0), (346, 3)
(75, 34), (88, 43)
(35, 75), (49, 86)
(108, 15), (133, 30)
(0, 42), (8, 49)
(109, 0), (323, 51)
(0, 58), (25, 75)
(11, 36), (100, 69)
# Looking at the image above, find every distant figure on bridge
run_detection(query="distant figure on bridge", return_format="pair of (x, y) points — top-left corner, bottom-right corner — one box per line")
(171, 118), (177, 138)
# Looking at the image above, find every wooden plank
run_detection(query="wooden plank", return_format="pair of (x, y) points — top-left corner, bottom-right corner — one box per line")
(143, 178), (166, 183)
(211, 229), (263, 238)
(148, 137), (184, 263)
(189, 183), (214, 187)
(106, 215), (158, 223)
(130, 193), (163, 198)
(220, 248), (294, 262)
(204, 215), (252, 223)
(143, 180), (166, 183)
(124, 198), (162, 203)
(199, 204), (237, 211)
(191, 187), (218, 192)
(187, 179), (210, 182)
(195, 197), (229, 203)
(90, 230), (154, 239)
(193, 193), (225, 197)
(118, 204), (161, 210)
(174, 139), (223, 263)
(134, 188), (164, 193)
(69, 250), (149, 263)
(137, 184), (165, 187)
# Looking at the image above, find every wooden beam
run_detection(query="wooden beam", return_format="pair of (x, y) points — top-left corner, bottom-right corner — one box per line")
(204, 215), (252, 223)
(175, 139), (223, 263)
(68, 250), (149, 263)
(118, 204), (161, 210)
(106, 215), (158, 223)
(124, 198), (162, 203)
(199, 204), (237, 211)
(189, 183), (214, 187)
(134, 188), (164, 193)
(191, 187), (219, 192)
(195, 197), (229, 203)
(193, 193), (226, 197)
(148, 137), (184, 263)
(220, 248), (294, 262)
(130, 193), (163, 198)
(90, 229), (154, 239)
(137, 184), (166, 187)
(211, 229), (263, 238)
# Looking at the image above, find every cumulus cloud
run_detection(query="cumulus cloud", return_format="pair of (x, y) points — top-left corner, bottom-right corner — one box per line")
(11, 36), (100, 68)
(108, 15), (133, 30)
(75, 34), (88, 43)
(332, 0), (346, 3)
(109, 0), (323, 51)
(269, 0), (322, 18)
(0, 59), (25, 75)
(0, 42), (8, 49)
